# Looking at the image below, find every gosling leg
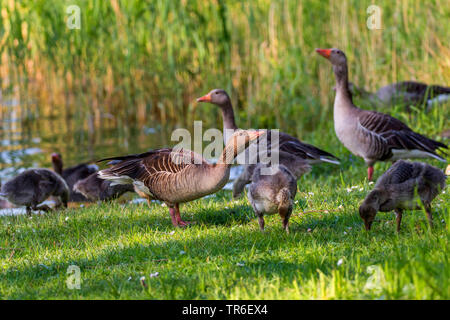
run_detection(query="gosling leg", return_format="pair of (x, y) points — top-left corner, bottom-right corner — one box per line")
(257, 214), (265, 232)
(424, 203), (433, 228)
(394, 208), (403, 232)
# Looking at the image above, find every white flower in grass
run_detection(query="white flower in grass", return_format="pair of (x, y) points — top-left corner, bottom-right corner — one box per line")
(161, 203), (166, 207)
(150, 272), (159, 278)
(140, 276), (146, 281)
(346, 188), (352, 193)
(179, 250), (186, 255)
(343, 231), (348, 235)
(65, 216), (69, 221)
(338, 205), (344, 209)
(369, 182), (374, 185)
(307, 228), (312, 233)
(236, 262), (245, 267)
(337, 259), (344, 266)
(127, 276), (132, 281)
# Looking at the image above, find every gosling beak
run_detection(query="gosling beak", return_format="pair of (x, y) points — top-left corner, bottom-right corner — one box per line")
(196, 93), (212, 103)
(315, 48), (332, 59)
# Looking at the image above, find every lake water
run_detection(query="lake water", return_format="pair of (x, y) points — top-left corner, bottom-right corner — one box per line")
(0, 89), (244, 214)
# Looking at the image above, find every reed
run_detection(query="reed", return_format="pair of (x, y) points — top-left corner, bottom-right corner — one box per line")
(0, 0), (449, 137)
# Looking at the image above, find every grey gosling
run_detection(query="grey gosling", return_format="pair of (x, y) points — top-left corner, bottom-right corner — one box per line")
(233, 151), (312, 199)
(0, 168), (69, 215)
(359, 160), (446, 232)
(248, 159), (310, 233)
(51, 153), (98, 202)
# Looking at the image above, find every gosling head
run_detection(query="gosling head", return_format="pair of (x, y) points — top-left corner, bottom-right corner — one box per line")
(51, 153), (63, 174)
(359, 189), (385, 231)
(196, 89), (231, 107)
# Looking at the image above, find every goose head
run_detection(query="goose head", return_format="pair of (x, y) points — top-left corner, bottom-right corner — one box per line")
(51, 152), (63, 174)
(220, 129), (266, 164)
(315, 48), (347, 66)
(359, 189), (386, 230)
(197, 89), (231, 107)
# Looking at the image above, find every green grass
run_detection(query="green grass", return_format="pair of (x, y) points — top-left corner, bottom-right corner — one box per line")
(1, 163), (448, 299)
(0, 0), (449, 300)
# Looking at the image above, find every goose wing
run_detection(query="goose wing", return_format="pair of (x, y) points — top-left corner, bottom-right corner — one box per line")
(98, 148), (207, 196)
(264, 131), (340, 164)
(358, 110), (447, 160)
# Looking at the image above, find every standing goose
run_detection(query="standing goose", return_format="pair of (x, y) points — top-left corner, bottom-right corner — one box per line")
(316, 48), (447, 180)
(349, 81), (450, 110)
(350, 81), (450, 105)
(51, 153), (99, 202)
(197, 89), (339, 196)
(97, 130), (264, 227)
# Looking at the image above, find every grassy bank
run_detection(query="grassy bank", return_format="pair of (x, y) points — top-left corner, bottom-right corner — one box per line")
(0, 162), (448, 299)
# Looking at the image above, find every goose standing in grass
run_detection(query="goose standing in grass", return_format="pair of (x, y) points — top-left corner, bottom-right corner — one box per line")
(197, 89), (339, 197)
(359, 160), (446, 232)
(51, 153), (99, 202)
(349, 81), (450, 110)
(316, 48), (447, 181)
(248, 157), (310, 233)
(0, 169), (69, 215)
(73, 172), (135, 201)
(98, 130), (264, 227)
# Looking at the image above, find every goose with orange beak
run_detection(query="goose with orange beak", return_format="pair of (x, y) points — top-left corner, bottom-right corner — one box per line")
(196, 88), (340, 197)
(316, 48), (447, 181)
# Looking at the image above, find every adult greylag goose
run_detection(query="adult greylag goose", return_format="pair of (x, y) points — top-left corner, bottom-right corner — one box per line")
(0, 169), (69, 215)
(316, 48), (448, 180)
(359, 160), (446, 232)
(97, 130), (264, 227)
(51, 153), (99, 202)
(349, 81), (450, 110)
(248, 160), (307, 233)
(73, 172), (135, 201)
(197, 89), (339, 197)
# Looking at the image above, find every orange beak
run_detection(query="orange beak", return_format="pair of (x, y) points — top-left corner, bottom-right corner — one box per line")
(315, 48), (332, 59)
(196, 93), (212, 103)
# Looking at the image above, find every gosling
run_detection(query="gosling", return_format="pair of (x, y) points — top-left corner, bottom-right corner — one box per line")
(248, 159), (311, 233)
(359, 160), (446, 232)
(73, 172), (134, 201)
(0, 169), (69, 215)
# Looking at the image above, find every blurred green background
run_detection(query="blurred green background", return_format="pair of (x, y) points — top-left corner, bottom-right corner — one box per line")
(0, 0), (448, 174)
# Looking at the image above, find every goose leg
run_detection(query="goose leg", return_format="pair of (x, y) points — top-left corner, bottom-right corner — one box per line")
(174, 204), (192, 227)
(169, 206), (179, 227)
(367, 166), (374, 181)
(394, 209), (403, 232)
